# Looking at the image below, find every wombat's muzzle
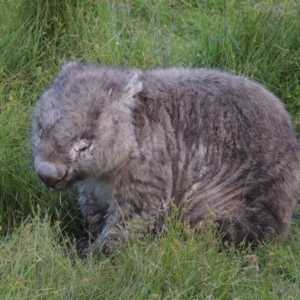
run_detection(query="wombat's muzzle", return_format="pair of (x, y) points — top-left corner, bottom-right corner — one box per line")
(35, 161), (68, 190)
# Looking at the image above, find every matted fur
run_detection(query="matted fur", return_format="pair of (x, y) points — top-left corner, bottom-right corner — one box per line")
(32, 62), (300, 256)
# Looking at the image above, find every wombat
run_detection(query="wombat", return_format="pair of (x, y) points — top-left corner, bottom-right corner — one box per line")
(32, 62), (300, 256)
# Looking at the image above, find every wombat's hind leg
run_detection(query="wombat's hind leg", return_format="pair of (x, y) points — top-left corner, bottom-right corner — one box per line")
(215, 204), (285, 246)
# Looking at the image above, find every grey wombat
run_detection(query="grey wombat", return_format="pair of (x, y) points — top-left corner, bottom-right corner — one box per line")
(32, 62), (300, 256)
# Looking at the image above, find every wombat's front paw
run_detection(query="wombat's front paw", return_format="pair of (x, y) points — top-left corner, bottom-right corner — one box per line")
(75, 225), (127, 258)
(76, 235), (106, 258)
(76, 231), (93, 258)
(97, 224), (128, 255)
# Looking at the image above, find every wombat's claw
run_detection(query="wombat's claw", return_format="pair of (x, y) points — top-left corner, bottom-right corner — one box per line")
(76, 233), (91, 258)
(76, 238), (103, 258)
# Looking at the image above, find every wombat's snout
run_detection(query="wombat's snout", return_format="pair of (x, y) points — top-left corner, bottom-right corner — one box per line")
(35, 162), (68, 190)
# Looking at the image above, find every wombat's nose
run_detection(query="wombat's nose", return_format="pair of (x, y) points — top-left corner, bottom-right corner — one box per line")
(35, 162), (67, 189)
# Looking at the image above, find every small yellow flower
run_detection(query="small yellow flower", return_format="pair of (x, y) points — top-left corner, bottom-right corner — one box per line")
(53, 291), (60, 297)
(33, 258), (42, 264)
(210, 213), (217, 219)
(268, 251), (275, 257)
(15, 281), (23, 287)
(82, 278), (89, 284)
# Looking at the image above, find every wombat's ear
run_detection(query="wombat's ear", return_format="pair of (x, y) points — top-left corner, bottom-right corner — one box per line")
(61, 61), (80, 72)
(123, 72), (143, 98)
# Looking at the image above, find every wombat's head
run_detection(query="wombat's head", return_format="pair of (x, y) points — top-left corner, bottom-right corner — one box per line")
(32, 62), (143, 190)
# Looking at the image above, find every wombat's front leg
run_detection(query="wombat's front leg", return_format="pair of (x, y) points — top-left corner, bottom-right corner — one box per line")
(76, 179), (169, 257)
(75, 184), (110, 258)
(93, 197), (170, 255)
(79, 202), (163, 256)
(76, 210), (107, 258)
(87, 211), (130, 255)
(76, 192), (136, 257)
(78, 210), (149, 256)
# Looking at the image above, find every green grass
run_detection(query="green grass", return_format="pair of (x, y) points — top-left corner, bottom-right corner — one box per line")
(1, 0), (300, 298)
(1, 215), (300, 299)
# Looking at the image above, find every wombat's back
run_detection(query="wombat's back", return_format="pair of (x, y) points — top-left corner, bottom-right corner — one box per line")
(136, 67), (300, 243)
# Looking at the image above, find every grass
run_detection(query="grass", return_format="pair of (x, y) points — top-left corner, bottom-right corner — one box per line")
(1, 0), (300, 298)
(2, 215), (300, 299)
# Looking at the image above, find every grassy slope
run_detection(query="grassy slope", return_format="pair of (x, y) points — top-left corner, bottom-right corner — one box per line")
(1, 0), (300, 298)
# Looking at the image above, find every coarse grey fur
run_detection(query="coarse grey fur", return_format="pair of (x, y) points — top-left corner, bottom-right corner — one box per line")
(32, 62), (300, 256)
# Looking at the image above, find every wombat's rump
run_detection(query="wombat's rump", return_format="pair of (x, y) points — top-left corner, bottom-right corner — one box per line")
(32, 62), (300, 256)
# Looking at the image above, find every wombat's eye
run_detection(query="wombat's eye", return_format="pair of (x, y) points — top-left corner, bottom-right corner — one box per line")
(73, 139), (92, 153)
(79, 145), (87, 151)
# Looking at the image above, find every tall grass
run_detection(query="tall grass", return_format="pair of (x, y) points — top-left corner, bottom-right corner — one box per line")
(1, 0), (300, 298)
